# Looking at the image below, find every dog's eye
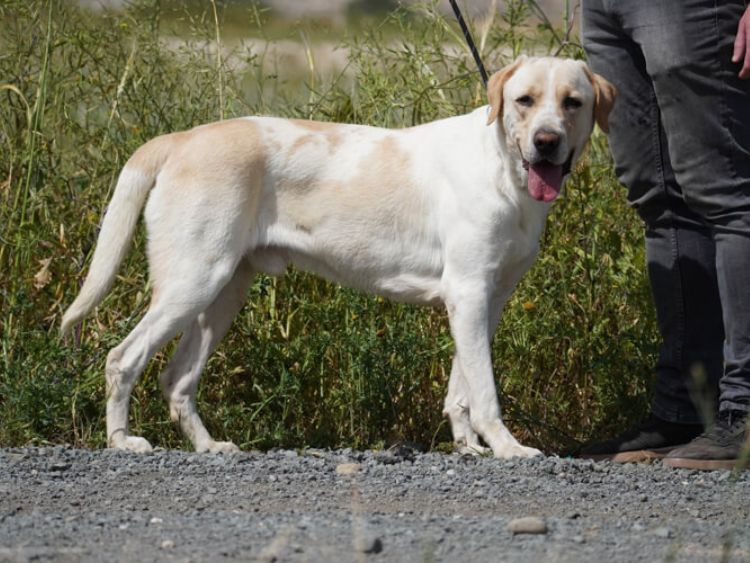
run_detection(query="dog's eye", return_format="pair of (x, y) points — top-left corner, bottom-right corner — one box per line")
(563, 96), (583, 110)
(515, 95), (534, 107)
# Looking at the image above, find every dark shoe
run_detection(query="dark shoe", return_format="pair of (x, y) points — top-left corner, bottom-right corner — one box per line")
(580, 414), (703, 463)
(663, 410), (750, 471)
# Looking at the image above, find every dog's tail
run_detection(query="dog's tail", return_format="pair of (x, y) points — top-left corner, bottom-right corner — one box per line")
(61, 136), (172, 336)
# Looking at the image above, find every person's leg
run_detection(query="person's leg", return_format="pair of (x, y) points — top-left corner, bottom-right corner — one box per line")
(645, 224), (724, 425)
(623, 0), (750, 468)
(581, 0), (723, 460)
(715, 231), (750, 415)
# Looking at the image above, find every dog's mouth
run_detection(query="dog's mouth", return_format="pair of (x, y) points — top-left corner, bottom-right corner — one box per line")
(522, 150), (574, 203)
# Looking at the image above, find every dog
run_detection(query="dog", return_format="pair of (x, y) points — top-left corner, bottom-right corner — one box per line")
(61, 55), (615, 458)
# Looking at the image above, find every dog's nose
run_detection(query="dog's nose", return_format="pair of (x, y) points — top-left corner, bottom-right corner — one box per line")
(533, 130), (561, 157)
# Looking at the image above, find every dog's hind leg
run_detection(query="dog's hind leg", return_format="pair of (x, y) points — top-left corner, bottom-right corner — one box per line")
(158, 258), (255, 453)
(105, 255), (242, 453)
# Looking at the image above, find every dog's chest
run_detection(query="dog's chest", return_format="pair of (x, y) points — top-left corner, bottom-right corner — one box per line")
(485, 197), (548, 276)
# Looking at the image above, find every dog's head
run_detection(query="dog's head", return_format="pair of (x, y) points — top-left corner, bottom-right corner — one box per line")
(486, 55), (616, 202)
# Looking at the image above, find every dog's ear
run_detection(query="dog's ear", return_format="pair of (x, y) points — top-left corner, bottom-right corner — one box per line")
(486, 56), (525, 126)
(585, 68), (617, 133)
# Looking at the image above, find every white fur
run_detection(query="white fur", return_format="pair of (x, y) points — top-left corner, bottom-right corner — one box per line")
(61, 56), (614, 458)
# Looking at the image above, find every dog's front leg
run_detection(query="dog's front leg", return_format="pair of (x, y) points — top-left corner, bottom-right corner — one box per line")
(445, 284), (542, 459)
(443, 357), (488, 455)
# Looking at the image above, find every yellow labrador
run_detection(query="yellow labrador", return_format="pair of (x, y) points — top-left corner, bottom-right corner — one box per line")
(62, 56), (615, 458)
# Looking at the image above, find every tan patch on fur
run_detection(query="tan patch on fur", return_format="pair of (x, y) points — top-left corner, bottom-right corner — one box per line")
(290, 119), (338, 132)
(326, 132), (342, 153)
(272, 134), (420, 241)
(486, 57), (526, 126)
(287, 134), (317, 157)
(169, 120), (267, 191)
(290, 119), (343, 153)
(318, 136), (414, 216)
(582, 67), (617, 133)
(555, 83), (579, 126)
(127, 133), (180, 178)
(310, 137), (416, 229)
(351, 136), (411, 197)
(145, 119), (267, 299)
(509, 83), (543, 133)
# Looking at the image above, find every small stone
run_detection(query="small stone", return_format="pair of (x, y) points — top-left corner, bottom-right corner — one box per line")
(653, 527), (672, 539)
(149, 517), (163, 525)
(336, 463), (361, 475)
(446, 469), (456, 477)
(160, 540), (175, 549)
(507, 517), (548, 535)
(354, 534), (383, 554)
(572, 535), (585, 544)
(374, 452), (399, 465)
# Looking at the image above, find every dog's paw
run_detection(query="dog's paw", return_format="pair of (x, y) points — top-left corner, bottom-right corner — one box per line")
(457, 443), (490, 456)
(112, 436), (154, 454)
(493, 444), (543, 460)
(197, 440), (240, 454)
(519, 445), (544, 458)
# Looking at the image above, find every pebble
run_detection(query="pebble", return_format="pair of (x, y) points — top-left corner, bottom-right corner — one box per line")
(336, 463), (361, 476)
(653, 527), (672, 539)
(507, 517), (548, 535)
(354, 534), (383, 554)
(373, 452), (399, 465)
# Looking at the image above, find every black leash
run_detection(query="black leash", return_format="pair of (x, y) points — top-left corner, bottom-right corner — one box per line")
(448, 0), (489, 87)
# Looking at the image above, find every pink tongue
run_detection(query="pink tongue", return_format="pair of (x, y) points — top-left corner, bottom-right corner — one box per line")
(528, 161), (563, 202)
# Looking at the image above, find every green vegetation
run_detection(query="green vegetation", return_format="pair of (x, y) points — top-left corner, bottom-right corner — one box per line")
(0, 0), (657, 453)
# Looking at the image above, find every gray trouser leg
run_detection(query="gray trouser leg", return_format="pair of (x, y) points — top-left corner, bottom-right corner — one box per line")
(582, 0), (750, 421)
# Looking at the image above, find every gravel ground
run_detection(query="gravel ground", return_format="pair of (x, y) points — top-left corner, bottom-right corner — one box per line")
(1, 446), (749, 562)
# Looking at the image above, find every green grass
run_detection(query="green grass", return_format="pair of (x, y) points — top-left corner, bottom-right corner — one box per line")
(0, 0), (658, 454)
